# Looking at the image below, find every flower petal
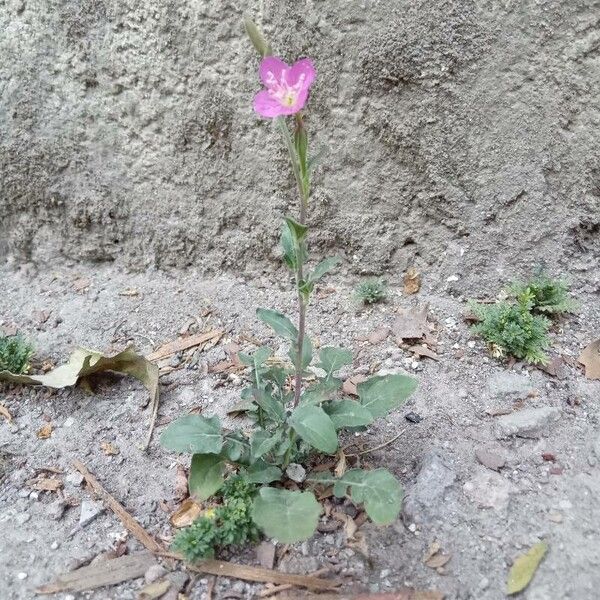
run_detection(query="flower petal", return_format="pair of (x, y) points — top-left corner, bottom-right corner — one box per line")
(288, 58), (316, 89)
(280, 88), (309, 115)
(259, 56), (289, 87)
(253, 90), (285, 118)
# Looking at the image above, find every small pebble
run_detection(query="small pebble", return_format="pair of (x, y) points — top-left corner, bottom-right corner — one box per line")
(405, 412), (422, 424)
(17, 573), (27, 580)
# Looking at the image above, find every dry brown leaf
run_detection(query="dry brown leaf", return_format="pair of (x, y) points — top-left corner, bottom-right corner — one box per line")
(174, 464), (188, 501)
(423, 541), (451, 569)
(146, 329), (224, 362)
(0, 403), (13, 423)
(578, 339), (600, 379)
(342, 375), (368, 397)
(347, 531), (369, 558)
(170, 498), (202, 528)
(138, 578), (171, 599)
(333, 510), (357, 540)
(32, 477), (62, 492)
(392, 306), (428, 342)
(408, 345), (439, 361)
(367, 327), (390, 345)
(37, 423), (53, 439)
(100, 441), (120, 456)
(334, 452), (347, 478)
(403, 267), (421, 295)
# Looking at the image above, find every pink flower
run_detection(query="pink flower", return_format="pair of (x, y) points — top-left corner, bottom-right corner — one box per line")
(254, 57), (316, 118)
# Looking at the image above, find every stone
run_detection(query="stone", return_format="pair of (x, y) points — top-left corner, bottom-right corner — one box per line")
(79, 500), (104, 527)
(475, 447), (506, 471)
(65, 471), (84, 487)
(402, 451), (456, 524)
(256, 541), (276, 569)
(15, 513), (31, 525)
(48, 499), (67, 521)
(487, 373), (534, 399)
(285, 463), (306, 483)
(144, 564), (167, 584)
(463, 469), (514, 510)
(495, 407), (561, 439)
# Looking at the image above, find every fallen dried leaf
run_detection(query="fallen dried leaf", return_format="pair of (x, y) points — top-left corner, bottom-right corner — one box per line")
(101, 441), (120, 456)
(138, 578), (171, 599)
(333, 510), (357, 540)
(146, 329), (224, 362)
(334, 452), (347, 479)
(170, 498), (203, 528)
(174, 464), (188, 501)
(342, 375), (368, 397)
(408, 345), (439, 361)
(37, 552), (157, 594)
(37, 423), (53, 439)
(0, 403), (13, 423)
(347, 531), (369, 558)
(403, 267), (421, 295)
(578, 339), (600, 379)
(0, 347), (159, 450)
(392, 306), (428, 342)
(425, 553), (451, 569)
(506, 541), (548, 595)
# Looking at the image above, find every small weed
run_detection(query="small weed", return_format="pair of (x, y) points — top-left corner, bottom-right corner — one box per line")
(508, 273), (576, 316)
(172, 477), (260, 561)
(469, 298), (550, 365)
(356, 279), (387, 305)
(0, 334), (34, 374)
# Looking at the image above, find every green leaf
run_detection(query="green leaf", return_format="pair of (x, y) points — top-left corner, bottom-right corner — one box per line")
(189, 454), (225, 501)
(324, 399), (374, 429)
(300, 377), (341, 405)
(294, 125), (308, 174)
(243, 16), (271, 57)
(251, 429), (282, 460)
(288, 335), (313, 370)
(358, 374), (418, 418)
(309, 468), (403, 525)
(288, 405), (338, 454)
(507, 542), (548, 595)
(257, 308), (298, 341)
(317, 347), (353, 378)
(243, 461), (282, 484)
(160, 415), (223, 454)
(222, 431), (251, 464)
(253, 388), (285, 423)
(239, 346), (272, 368)
(284, 216), (308, 242)
(307, 257), (341, 284)
(252, 487), (320, 543)
(281, 224), (297, 270)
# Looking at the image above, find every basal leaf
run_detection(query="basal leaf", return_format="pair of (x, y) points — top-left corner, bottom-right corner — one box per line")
(252, 487), (320, 543)
(324, 399), (374, 429)
(251, 429), (282, 460)
(358, 374), (418, 418)
(160, 415), (223, 454)
(317, 347), (353, 378)
(289, 404), (338, 454)
(507, 542), (548, 595)
(188, 454), (225, 501)
(243, 461), (282, 484)
(239, 346), (272, 368)
(256, 308), (298, 341)
(222, 431), (251, 464)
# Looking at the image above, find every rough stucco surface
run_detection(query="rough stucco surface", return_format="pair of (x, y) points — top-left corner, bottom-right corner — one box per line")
(1, 0), (599, 288)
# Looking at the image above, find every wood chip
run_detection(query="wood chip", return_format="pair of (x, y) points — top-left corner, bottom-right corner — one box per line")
(36, 423), (53, 439)
(408, 345), (439, 361)
(403, 267), (421, 295)
(578, 339), (600, 379)
(392, 306), (428, 342)
(0, 403), (13, 423)
(73, 460), (163, 553)
(146, 329), (224, 362)
(36, 551), (157, 594)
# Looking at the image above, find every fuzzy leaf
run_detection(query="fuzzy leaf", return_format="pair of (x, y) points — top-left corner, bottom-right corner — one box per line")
(317, 347), (353, 378)
(189, 454), (225, 501)
(307, 257), (341, 284)
(222, 432), (251, 464)
(288, 335), (313, 370)
(506, 542), (548, 595)
(243, 461), (282, 484)
(358, 374), (418, 418)
(239, 346), (272, 368)
(324, 399), (374, 429)
(160, 415), (223, 454)
(252, 487), (320, 543)
(256, 308), (298, 341)
(250, 430), (282, 460)
(289, 404), (338, 454)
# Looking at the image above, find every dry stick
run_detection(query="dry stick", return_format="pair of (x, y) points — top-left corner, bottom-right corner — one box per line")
(343, 426), (409, 457)
(73, 460), (163, 554)
(259, 568), (331, 597)
(158, 552), (339, 592)
(143, 386), (160, 451)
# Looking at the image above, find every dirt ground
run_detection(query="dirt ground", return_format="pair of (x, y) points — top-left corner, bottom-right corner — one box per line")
(1, 259), (599, 600)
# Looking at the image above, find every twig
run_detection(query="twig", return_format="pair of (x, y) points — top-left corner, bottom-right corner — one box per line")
(73, 460), (163, 554)
(343, 427), (409, 457)
(259, 569), (331, 597)
(143, 385), (160, 451)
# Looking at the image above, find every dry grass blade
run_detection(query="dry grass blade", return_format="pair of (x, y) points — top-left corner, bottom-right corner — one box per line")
(146, 329), (224, 362)
(73, 460), (163, 554)
(36, 551), (157, 594)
